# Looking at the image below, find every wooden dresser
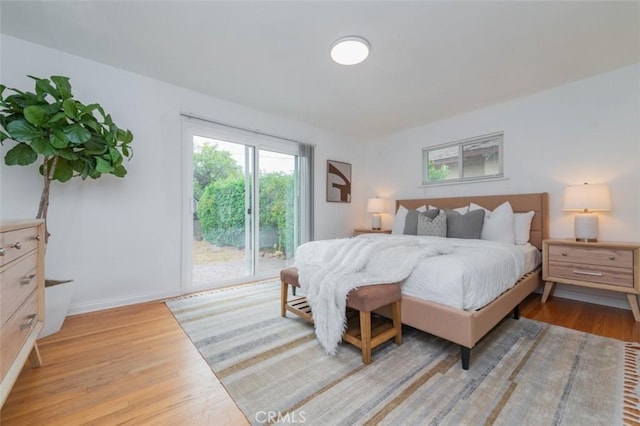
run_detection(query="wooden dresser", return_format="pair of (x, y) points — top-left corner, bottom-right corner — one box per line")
(542, 239), (640, 321)
(0, 220), (45, 406)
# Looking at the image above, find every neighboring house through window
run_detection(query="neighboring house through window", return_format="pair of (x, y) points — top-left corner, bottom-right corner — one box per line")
(422, 132), (503, 185)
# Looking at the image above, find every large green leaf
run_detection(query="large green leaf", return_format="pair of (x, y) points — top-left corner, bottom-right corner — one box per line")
(62, 99), (78, 119)
(108, 147), (122, 163)
(56, 148), (78, 161)
(116, 128), (133, 144)
(51, 76), (72, 100)
(32, 77), (59, 99)
(24, 105), (49, 126)
(48, 111), (67, 124)
(49, 129), (69, 149)
(82, 135), (107, 154)
(31, 137), (57, 156)
(71, 159), (89, 177)
(64, 124), (91, 144)
(6, 119), (44, 142)
(4, 143), (37, 165)
(80, 115), (99, 131)
(112, 164), (127, 178)
(42, 102), (62, 115)
(52, 157), (74, 182)
(94, 157), (113, 174)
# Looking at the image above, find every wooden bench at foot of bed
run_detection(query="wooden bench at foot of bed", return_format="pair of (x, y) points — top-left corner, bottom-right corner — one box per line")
(280, 267), (402, 364)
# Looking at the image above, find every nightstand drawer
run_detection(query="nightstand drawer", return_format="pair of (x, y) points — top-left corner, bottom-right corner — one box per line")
(548, 245), (633, 269)
(548, 261), (634, 288)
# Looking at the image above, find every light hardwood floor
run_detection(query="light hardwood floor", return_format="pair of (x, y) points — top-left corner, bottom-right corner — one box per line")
(0, 302), (248, 425)
(2, 292), (639, 424)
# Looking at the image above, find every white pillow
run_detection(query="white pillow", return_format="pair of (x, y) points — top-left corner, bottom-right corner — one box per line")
(469, 201), (515, 244)
(391, 205), (426, 234)
(428, 204), (469, 214)
(514, 211), (535, 245)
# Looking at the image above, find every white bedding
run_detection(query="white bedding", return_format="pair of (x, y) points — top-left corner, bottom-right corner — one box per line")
(394, 235), (541, 310)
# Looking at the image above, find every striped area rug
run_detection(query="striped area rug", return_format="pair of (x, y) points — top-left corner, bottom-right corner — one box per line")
(167, 280), (640, 425)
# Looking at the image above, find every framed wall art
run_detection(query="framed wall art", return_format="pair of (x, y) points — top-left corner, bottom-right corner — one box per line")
(326, 160), (351, 203)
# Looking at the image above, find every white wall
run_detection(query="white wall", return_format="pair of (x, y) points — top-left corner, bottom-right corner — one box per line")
(363, 64), (640, 309)
(0, 35), (363, 313)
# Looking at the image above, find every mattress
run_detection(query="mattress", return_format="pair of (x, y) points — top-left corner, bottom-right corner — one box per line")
(400, 236), (541, 311)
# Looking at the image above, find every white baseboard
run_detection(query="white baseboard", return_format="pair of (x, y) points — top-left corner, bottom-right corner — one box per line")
(67, 289), (183, 315)
(533, 284), (631, 311)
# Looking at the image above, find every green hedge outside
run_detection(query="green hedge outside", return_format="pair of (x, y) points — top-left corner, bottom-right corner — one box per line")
(197, 172), (295, 257)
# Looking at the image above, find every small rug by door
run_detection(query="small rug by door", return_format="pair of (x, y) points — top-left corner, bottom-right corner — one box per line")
(167, 280), (640, 425)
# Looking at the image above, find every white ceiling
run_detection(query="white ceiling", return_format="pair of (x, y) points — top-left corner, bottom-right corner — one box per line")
(1, 1), (639, 140)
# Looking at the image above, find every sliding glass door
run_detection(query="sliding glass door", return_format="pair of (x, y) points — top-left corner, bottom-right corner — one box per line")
(183, 118), (312, 292)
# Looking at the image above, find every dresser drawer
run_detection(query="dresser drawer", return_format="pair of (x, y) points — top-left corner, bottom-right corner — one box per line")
(0, 251), (39, 327)
(548, 245), (633, 269)
(0, 227), (40, 268)
(0, 291), (39, 381)
(548, 261), (634, 288)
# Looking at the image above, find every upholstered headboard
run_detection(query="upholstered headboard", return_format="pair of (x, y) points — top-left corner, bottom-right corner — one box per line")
(396, 192), (549, 250)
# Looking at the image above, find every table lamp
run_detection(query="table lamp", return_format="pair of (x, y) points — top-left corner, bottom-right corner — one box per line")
(367, 198), (386, 230)
(563, 183), (611, 242)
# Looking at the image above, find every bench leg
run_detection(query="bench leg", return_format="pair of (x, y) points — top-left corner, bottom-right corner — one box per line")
(360, 310), (372, 364)
(281, 281), (288, 317)
(392, 300), (402, 345)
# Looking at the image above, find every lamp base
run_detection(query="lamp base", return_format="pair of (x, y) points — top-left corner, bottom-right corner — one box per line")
(371, 214), (381, 231)
(574, 213), (599, 243)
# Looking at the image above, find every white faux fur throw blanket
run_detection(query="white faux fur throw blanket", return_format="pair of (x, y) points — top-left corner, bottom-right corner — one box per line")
(294, 234), (453, 355)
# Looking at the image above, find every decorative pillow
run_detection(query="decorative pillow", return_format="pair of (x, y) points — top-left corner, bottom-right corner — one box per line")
(469, 201), (515, 244)
(444, 209), (485, 239)
(391, 205), (426, 234)
(429, 204), (469, 214)
(514, 211), (535, 245)
(404, 209), (439, 235)
(417, 210), (447, 237)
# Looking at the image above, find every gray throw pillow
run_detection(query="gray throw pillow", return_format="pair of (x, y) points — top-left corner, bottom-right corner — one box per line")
(445, 209), (485, 239)
(404, 209), (440, 235)
(417, 210), (447, 237)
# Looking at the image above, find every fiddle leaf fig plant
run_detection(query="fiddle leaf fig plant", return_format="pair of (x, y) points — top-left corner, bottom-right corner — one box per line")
(0, 75), (133, 242)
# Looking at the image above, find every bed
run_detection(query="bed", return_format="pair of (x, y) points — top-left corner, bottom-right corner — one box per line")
(376, 192), (549, 369)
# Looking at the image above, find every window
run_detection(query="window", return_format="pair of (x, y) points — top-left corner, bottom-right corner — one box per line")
(422, 132), (503, 185)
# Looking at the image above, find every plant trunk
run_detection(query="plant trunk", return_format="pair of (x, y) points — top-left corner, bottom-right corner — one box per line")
(37, 156), (58, 244)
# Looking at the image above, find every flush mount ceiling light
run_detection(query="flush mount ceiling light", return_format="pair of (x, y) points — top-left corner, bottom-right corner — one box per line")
(330, 36), (370, 65)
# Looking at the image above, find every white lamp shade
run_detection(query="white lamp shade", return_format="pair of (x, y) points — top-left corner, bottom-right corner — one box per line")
(563, 183), (611, 212)
(367, 198), (386, 213)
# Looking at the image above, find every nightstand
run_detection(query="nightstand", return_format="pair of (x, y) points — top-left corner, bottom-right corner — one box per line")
(353, 229), (391, 236)
(542, 239), (640, 321)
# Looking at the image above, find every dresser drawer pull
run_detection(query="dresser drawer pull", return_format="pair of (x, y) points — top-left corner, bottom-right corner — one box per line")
(609, 255), (616, 260)
(0, 247), (4, 256)
(12, 241), (22, 249)
(561, 251), (568, 256)
(573, 269), (604, 277)
(34, 235), (41, 241)
(20, 273), (37, 285)
(20, 314), (37, 330)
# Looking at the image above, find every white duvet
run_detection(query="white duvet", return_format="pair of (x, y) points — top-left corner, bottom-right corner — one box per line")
(341, 234), (540, 311)
(390, 235), (539, 310)
(294, 234), (453, 354)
